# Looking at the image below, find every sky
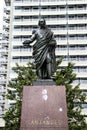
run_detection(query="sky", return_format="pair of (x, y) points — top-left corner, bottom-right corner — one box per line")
(0, 0), (4, 31)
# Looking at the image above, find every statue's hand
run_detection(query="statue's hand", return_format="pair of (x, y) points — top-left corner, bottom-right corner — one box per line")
(23, 40), (31, 47)
(49, 39), (56, 47)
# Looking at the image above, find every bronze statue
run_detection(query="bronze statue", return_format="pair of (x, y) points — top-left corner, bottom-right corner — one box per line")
(23, 18), (56, 79)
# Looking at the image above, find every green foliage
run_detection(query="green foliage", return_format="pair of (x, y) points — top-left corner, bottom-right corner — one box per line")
(84, 124), (87, 130)
(54, 62), (86, 130)
(3, 63), (37, 130)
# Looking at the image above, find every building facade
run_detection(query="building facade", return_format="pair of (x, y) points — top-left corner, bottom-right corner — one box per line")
(4, 0), (87, 122)
(0, 0), (10, 127)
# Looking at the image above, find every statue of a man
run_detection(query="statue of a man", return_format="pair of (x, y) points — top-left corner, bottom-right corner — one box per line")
(23, 18), (56, 79)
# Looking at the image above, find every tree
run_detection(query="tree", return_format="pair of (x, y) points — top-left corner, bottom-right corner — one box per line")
(3, 62), (87, 130)
(54, 62), (86, 130)
(3, 63), (37, 130)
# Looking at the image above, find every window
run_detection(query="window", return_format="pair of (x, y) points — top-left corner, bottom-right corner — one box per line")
(80, 78), (87, 84)
(15, 0), (20, 1)
(13, 46), (33, 52)
(82, 103), (87, 108)
(13, 36), (31, 41)
(12, 56), (34, 63)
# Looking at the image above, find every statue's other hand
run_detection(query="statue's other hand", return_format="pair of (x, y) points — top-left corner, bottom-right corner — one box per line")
(49, 39), (56, 47)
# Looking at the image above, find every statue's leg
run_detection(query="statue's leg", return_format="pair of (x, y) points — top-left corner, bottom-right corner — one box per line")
(47, 62), (52, 78)
(37, 69), (42, 79)
(46, 53), (52, 78)
(41, 61), (47, 79)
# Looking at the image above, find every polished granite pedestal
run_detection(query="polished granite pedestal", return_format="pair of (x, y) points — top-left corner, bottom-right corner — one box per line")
(20, 80), (68, 130)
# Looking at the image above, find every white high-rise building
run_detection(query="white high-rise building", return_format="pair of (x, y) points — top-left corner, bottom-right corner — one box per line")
(0, 0), (10, 127)
(4, 0), (87, 123)
(0, 33), (6, 128)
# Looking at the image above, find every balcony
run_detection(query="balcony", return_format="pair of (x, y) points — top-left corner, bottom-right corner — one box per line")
(11, 51), (32, 57)
(1, 42), (9, 47)
(0, 70), (7, 74)
(3, 25), (9, 31)
(68, 0), (87, 5)
(4, 0), (11, 6)
(0, 80), (6, 84)
(1, 51), (8, 56)
(0, 59), (8, 64)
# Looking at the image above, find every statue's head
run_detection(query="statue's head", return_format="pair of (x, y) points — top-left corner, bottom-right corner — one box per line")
(38, 18), (46, 28)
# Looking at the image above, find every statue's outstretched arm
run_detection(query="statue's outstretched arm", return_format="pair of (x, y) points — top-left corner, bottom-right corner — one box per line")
(23, 30), (36, 47)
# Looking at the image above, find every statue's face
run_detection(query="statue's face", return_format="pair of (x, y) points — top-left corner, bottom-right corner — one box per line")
(38, 19), (46, 28)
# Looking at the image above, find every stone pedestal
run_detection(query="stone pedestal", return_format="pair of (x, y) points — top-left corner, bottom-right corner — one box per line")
(33, 79), (56, 86)
(20, 81), (68, 130)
